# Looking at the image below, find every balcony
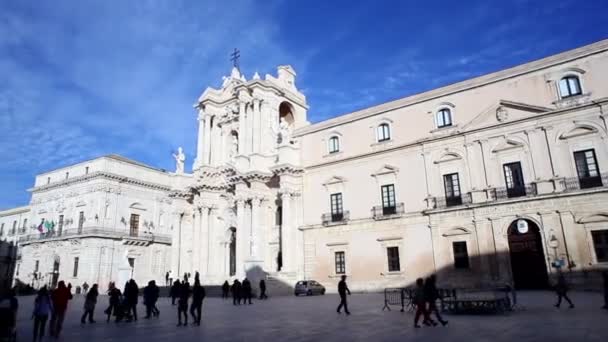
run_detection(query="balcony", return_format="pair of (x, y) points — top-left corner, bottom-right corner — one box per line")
(434, 193), (472, 210)
(372, 203), (405, 220)
(563, 173), (608, 191)
(492, 183), (537, 201)
(321, 211), (350, 226)
(18, 227), (171, 246)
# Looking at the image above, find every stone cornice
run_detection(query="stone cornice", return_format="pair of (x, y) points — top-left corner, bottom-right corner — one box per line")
(270, 163), (304, 175)
(29, 171), (172, 194)
(0, 205), (30, 216)
(294, 39), (608, 137)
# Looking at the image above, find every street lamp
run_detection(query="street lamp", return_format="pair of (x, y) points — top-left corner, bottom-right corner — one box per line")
(548, 234), (560, 269)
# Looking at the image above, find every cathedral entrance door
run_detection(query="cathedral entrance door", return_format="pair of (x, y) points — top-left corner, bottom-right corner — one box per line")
(507, 219), (549, 289)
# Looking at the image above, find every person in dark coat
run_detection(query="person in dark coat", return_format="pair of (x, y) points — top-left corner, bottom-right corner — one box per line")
(602, 270), (608, 310)
(554, 272), (574, 308)
(170, 280), (180, 305)
(221, 281), (230, 299)
(190, 275), (206, 326)
(105, 282), (121, 322)
(231, 279), (241, 305)
(49, 281), (72, 338)
(177, 280), (190, 326)
(242, 278), (253, 305)
(424, 275), (447, 326)
(336, 275), (351, 315)
(81, 284), (99, 323)
(144, 280), (160, 318)
(259, 279), (268, 300)
(32, 286), (53, 342)
(413, 278), (432, 328)
(124, 279), (139, 321)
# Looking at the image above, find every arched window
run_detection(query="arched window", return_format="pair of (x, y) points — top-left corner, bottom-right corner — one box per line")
(377, 123), (391, 142)
(328, 136), (340, 154)
(559, 75), (582, 98)
(436, 108), (453, 128)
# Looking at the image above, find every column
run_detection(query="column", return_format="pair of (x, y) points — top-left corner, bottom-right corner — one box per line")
(251, 197), (261, 259)
(280, 191), (292, 272)
(253, 99), (261, 153)
(200, 207), (210, 277)
(238, 101), (246, 154)
(203, 114), (212, 165)
(236, 199), (247, 278)
(170, 212), (183, 276)
(192, 208), (201, 274)
(195, 110), (205, 168)
(247, 103), (254, 154)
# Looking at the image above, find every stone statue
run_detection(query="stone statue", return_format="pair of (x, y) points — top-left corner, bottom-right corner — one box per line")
(173, 147), (185, 174)
(278, 117), (292, 144)
(230, 134), (239, 158)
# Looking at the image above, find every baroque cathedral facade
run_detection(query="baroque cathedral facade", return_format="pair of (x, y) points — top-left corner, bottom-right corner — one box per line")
(2, 39), (608, 292)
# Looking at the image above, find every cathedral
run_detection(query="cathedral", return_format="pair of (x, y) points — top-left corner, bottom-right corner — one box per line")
(2, 39), (608, 293)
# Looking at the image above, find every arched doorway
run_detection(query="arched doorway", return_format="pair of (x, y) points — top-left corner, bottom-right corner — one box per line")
(229, 228), (236, 276)
(279, 102), (295, 125)
(507, 219), (549, 289)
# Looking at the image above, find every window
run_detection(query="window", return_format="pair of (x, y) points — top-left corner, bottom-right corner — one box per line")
(381, 184), (396, 215)
(58, 215), (64, 234)
(85, 166), (89, 175)
(503, 162), (526, 197)
(335, 251), (346, 274)
(453, 241), (470, 269)
(436, 108), (453, 128)
(73, 257), (79, 277)
(377, 123), (391, 142)
(34, 260), (39, 273)
(130, 214), (140, 237)
(128, 257), (135, 268)
(559, 75), (582, 98)
(47, 177), (51, 184)
(328, 136), (340, 154)
(11, 221), (16, 234)
(22, 218), (28, 229)
(330, 193), (344, 222)
(0, 223), (3, 236)
(574, 149), (602, 189)
(443, 173), (462, 206)
(78, 211), (85, 230)
(387, 246), (400, 272)
(592, 230), (608, 262)
(65, 172), (69, 180)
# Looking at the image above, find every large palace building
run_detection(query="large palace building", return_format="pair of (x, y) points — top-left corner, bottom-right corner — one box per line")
(2, 39), (608, 293)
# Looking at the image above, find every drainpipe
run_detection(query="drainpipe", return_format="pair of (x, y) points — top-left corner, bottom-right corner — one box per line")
(557, 211), (573, 271)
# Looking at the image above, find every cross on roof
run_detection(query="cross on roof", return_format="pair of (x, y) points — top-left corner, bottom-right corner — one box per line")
(230, 48), (240, 70)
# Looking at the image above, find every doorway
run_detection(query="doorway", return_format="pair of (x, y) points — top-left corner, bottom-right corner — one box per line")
(507, 219), (549, 289)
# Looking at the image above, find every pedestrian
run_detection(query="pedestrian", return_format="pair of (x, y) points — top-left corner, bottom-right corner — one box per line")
(602, 270), (608, 310)
(259, 279), (268, 300)
(190, 274), (206, 326)
(170, 280), (180, 305)
(81, 284), (99, 324)
(231, 279), (241, 305)
(49, 280), (72, 338)
(166, 272), (170, 287)
(177, 279), (191, 326)
(105, 282), (121, 322)
(1, 287), (18, 330)
(413, 278), (432, 328)
(82, 282), (89, 295)
(242, 278), (253, 304)
(221, 280), (230, 299)
(32, 286), (53, 342)
(124, 279), (139, 321)
(554, 272), (574, 308)
(144, 280), (160, 318)
(336, 275), (351, 315)
(424, 275), (447, 326)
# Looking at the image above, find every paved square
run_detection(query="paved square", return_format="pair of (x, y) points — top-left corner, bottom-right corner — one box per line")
(11, 291), (608, 341)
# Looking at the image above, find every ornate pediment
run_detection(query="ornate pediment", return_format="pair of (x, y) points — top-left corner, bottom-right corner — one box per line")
(371, 165), (399, 177)
(462, 100), (551, 131)
(442, 227), (471, 237)
(322, 176), (347, 186)
(559, 124), (599, 140)
(492, 138), (525, 153)
(576, 212), (608, 224)
(434, 151), (463, 164)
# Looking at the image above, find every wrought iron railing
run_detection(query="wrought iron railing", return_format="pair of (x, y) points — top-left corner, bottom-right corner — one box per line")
(321, 211), (350, 225)
(492, 183), (537, 201)
(18, 227), (171, 244)
(434, 192), (473, 210)
(372, 203), (405, 220)
(562, 173), (608, 192)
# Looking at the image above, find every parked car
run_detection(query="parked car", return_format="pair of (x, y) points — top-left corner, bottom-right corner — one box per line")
(294, 280), (326, 296)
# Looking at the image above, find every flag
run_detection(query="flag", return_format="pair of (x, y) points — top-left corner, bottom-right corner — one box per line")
(37, 220), (44, 233)
(44, 220), (52, 232)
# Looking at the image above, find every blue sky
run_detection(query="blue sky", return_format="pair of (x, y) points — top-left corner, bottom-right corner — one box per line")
(1, 0), (607, 209)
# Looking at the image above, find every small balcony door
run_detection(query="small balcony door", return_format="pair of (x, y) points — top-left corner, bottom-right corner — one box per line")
(503, 162), (526, 197)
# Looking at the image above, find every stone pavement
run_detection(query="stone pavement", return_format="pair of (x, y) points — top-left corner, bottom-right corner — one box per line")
(11, 291), (608, 341)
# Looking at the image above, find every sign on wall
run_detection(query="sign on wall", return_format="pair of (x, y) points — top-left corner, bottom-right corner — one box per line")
(516, 219), (529, 234)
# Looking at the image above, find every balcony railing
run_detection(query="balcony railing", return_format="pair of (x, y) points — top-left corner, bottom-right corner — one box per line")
(563, 173), (608, 191)
(321, 211), (350, 226)
(434, 192), (472, 210)
(372, 203), (405, 220)
(18, 227), (171, 245)
(492, 183), (537, 201)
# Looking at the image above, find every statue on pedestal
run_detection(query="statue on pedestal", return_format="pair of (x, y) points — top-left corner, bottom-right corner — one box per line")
(230, 134), (239, 159)
(278, 117), (292, 145)
(173, 147), (186, 174)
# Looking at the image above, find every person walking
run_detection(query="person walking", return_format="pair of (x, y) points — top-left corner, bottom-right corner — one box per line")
(413, 278), (433, 328)
(336, 275), (351, 315)
(177, 279), (191, 326)
(32, 286), (53, 342)
(170, 280), (180, 305)
(231, 279), (241, 305)
(424, 275), (447, 326)
(81, 284), (99, 324)
(602, 270), (608, 310)
(242, 278), (253, 305)
(124, 279), (140, 321)
(49, 281), (72, 338)
(190, 275), (206, 326)
(105, 282), (121, 322)
(165, 272), (170, 287)
(554, 272), (574, 308)
(259, 279), (268, 300)
(222, 281), (230, 300)
(82, 282), (89, 295)
(144, 280), (160, 318)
